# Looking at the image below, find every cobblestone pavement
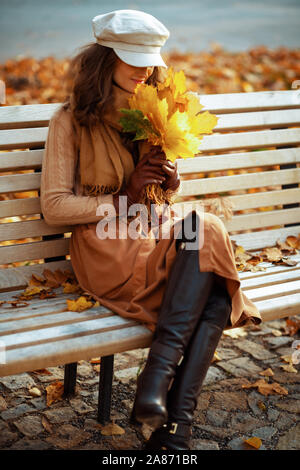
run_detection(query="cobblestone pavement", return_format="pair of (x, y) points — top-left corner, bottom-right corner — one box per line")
(0, 318), (299, 451)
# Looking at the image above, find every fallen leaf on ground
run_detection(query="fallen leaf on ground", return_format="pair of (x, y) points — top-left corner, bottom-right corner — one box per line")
(284, 317), (300, 336)
(281, 354), (293, 363)
(257, 401), (267, 411)
(32, 368), (52, 375)
(41, 416), (53, 434)
(223, 327), (247, 338)
(212, 351), (221, 362)
(28, 387), (42, 397)
(259, 368), (274, 377)
(46, 381), (64, 406)
(90, 358), (101, 364)
(242, 378), (288, 396)
(244, 437), (262, 449)
(281, 363), (298, 373)
(100, 422), (125, 436)
(271, 329), (282, 337)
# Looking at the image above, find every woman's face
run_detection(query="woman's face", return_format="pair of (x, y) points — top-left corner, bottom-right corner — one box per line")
(113, 57), (155, 93)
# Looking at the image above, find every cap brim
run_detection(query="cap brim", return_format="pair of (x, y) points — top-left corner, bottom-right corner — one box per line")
(113, 48), (168, 68)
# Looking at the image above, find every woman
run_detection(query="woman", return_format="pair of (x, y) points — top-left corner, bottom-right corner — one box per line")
(40, 9), (261, 450)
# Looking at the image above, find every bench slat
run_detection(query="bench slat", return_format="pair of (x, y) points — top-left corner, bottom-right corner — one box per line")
(0, 127), (47, 150)
(2, 147), (300, 175)
(180, 168), (300, 197)
(239, 257), (300, 280)
(254, 293), (300, 322)
(0, 238), (70, 264)
(177, 148), (300, 174)
(224, 207), (300, 232)
(219, 188), (300, 212)
(0, 149), (42, 172)
(0, 309), (116, 334)
(198, 128), (300, 153)
(0, 324), (152, 376)
(215, 108), (300, 131)
(0, 299), (79, 321)
(2, 206), (300, 241)
(5, 165), (297, 197)
(230, 225), (300, 251)
(1, 127), (299, 153)
(241, 267), (300, 290)
(0, 260), (73, 292)
(0, 173), (40, 194)
(0, 103), (60, 130)
(246, 279), (300, 302)
(1, 91), (299, 130)
(0, 197), (41, 218)
(0, 219), (73, 242)
(2, 315), (137, 349)
(174, 188), (300, 213)
(1, 187), (299, 223)
(199, 90), (300, 113)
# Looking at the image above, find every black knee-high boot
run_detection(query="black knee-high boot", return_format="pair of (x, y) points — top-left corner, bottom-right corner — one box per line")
(144, 280), (232, 450)
(131, 211), (215, 429)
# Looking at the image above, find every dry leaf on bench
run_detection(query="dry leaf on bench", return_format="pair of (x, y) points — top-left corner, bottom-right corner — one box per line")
(66, 296), (94, 312)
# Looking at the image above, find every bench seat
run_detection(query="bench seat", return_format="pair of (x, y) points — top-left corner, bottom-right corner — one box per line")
(1, 250), (299, 378)
(0, 89), (299, 422)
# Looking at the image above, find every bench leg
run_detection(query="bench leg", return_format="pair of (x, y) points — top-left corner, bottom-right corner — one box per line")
(64, 362), (78, 397)
(98, 355), (114, 424)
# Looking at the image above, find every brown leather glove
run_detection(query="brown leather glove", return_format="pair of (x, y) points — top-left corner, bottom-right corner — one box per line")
(113, 148), (167, 213)
(145, 145), (180, 192)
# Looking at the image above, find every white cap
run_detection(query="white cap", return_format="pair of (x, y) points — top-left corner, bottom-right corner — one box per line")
(92, 9), (169, 68)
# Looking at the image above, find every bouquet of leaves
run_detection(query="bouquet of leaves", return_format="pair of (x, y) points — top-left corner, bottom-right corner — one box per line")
(118, 67), (218, 208)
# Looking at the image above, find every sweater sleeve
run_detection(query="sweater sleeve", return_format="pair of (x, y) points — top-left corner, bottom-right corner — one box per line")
(40, 112), (114, 227)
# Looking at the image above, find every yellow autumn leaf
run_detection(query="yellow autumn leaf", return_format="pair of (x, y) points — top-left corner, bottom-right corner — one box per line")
(63, 282), (80, 293)
(100, 422), (125, 436)
(125, 67), (218, 163)
(259, 368), (274, 377)
(46, 381), (64, 406)
(66, 296), (94, 312)
(212, 350), (222, 362)
(244, 437), (262, 449)
(281, 363), (298, 373)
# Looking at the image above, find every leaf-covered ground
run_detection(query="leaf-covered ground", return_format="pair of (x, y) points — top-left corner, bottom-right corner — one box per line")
(1, 44), (299, 105)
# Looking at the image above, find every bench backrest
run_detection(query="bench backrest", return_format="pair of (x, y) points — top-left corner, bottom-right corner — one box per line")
(0, 91), (300, 293)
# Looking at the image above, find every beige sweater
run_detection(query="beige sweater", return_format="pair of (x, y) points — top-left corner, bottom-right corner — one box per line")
(41, 106), (115, 227)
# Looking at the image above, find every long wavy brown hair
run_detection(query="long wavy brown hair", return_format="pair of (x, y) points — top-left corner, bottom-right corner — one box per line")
(63, 42), (168, 128)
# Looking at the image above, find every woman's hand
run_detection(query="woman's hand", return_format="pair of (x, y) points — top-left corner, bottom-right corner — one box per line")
(113, 149), (166, 212)
(145, 145), (180, 192)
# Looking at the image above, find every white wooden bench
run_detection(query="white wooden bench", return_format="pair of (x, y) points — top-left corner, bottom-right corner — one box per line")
(0, 90), (299, 423)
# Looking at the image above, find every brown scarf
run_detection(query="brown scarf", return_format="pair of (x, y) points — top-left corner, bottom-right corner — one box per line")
(74, 83), (152, 197)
